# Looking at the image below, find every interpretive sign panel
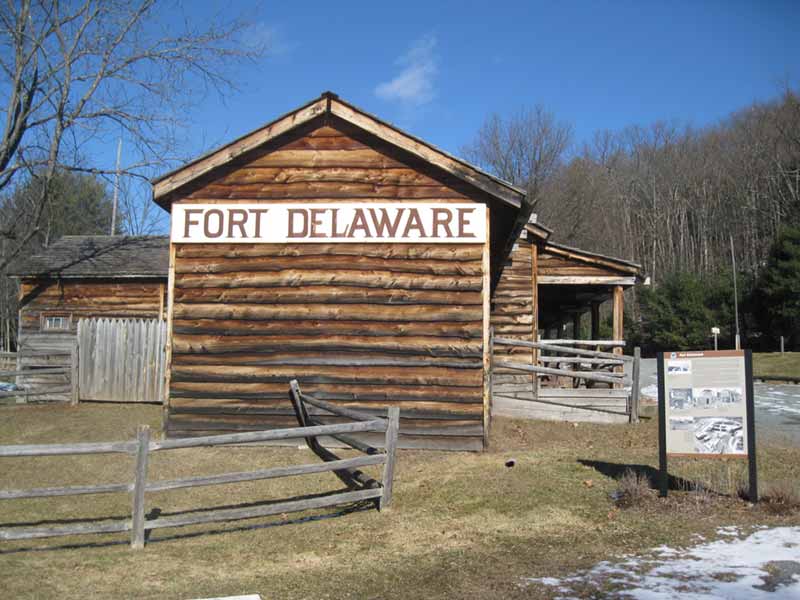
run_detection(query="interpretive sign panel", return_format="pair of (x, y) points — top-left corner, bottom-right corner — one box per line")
(662, 350), (749, 456)
(171, 203), (487, 244)
(656, 349), (757, 499)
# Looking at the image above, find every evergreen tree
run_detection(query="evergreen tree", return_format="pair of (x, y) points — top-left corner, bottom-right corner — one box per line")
(754, 227), (800, 349)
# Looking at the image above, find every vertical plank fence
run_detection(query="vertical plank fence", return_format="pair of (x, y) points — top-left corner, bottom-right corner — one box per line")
(77, 318), (166, 403)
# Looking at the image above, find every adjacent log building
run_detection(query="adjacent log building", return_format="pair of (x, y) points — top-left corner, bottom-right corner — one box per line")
(9, 236), (168, 400)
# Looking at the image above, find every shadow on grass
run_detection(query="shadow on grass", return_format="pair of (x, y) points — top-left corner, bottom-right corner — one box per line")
(578, 459), (698, 492)
(0, 488), (375, 555)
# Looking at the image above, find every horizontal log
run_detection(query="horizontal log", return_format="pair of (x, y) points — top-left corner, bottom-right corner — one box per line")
(543, 339), (626, 347)
(190, 181), (464, 200)
(147, 454), (385, 492)
(175, 270), (482, 291)
(0, 440), (136, 457)
(169, 402), (481, 421)
(538, 357), (624, 365)
(150, 419), (387, 451)
(175, 242), (483, 261)
(172, 351), (482, 369)
(213, 166), (446, 187)
(174, 286), (482, 306)
(172, 318), (481, 339)
(0, 482), (131, 500)
(144, 488), (384, 531)
(245, 148), (409, 169)
(171, 334), (482, 358)
(494, 337), (634, 362)
(170, 365), (483, 388)
(173, 302), (482, 323)
(169, 383), (483, 404)
(176, 254), (481, 276)
(494, 361), (631, 386)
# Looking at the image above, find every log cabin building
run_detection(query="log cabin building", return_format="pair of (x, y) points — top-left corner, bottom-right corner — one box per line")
(8, 236), (168, 401)
(11, 92), (642, 449)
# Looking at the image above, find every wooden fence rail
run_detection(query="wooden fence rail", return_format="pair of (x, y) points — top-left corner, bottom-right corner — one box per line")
(492, 335), (641, 423)
(0, 382), (400, 548)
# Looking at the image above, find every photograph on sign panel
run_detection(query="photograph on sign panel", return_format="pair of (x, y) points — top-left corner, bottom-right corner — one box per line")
(669, 416), (695, 431)
(693, 417), (744, 454)
(669, 388), (694, 411)
(667, 360), (692, 375)
(691, 387), (743, 410)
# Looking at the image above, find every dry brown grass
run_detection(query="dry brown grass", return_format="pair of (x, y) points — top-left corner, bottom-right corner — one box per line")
(0, 404), (797, 599)
(614, 469), (653, 508)
(761, 480), (800, 515)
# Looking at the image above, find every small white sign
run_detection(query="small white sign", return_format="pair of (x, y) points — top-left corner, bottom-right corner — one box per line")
(171, 203), (486, 244)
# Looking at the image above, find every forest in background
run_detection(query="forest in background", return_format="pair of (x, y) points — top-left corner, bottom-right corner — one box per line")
(464, 86), (800, 353)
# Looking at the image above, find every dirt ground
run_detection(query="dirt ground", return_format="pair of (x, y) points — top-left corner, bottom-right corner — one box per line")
(0, 403), (798, 599)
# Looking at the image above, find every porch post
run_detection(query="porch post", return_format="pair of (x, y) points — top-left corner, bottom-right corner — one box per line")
(591, 302), (600, 341)
(612, 286), (624, 388)
(571, 313), (581, 340)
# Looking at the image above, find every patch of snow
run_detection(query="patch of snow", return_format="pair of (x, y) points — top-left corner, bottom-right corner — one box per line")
(525, 527), (800, 599)
(641, 384), (658, 399)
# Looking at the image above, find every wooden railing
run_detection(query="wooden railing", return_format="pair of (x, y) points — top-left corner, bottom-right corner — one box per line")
(492, 336), (641, 423)
(0, 380), (400, 549)
(0, 349), (77, 404)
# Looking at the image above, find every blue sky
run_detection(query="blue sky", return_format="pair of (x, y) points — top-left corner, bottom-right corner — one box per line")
(121, 1), (800, 229)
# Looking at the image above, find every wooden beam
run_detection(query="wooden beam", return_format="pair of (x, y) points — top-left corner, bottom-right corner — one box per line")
(537, 276), (637, 285)
(482, 205), (491, 449)
(591, 302), (600, 341)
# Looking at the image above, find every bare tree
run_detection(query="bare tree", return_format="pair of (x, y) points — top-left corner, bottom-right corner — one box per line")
(461, 105), (572, 211)
(0, 0), (265, 268)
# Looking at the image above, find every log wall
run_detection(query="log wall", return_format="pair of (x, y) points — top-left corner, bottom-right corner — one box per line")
(17, 278), (165, 400)
(489, 240), (536, 401)
(166, 124), (489, 450)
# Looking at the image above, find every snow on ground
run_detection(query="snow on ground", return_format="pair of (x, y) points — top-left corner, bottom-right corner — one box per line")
(524, 526), (800, 599)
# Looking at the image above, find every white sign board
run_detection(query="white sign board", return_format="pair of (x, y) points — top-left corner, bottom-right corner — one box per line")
(171, 203), (486, 244)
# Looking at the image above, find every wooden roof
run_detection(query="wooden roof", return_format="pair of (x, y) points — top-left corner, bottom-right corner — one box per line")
(9, 236), (169, 279)
(152, 92), (526, 210)
(538, 241), (641, 286)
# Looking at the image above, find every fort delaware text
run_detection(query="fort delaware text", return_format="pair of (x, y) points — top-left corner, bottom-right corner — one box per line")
(171, 203), (487, 244)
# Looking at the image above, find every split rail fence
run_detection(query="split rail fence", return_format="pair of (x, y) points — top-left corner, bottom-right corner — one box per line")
(0, 380), (399, 549)
(492, 335), (641, 423)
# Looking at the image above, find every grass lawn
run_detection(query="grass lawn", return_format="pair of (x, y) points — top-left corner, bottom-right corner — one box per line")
(0, 403), (798, 599)
(753, 352), (800, 378)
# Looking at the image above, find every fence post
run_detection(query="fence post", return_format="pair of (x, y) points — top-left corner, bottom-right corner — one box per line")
(131, 425), (150, 549)
(379, 407), (400, 510)
(70, 342), (79, 406)
(630, 347), (641, 424)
